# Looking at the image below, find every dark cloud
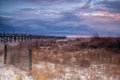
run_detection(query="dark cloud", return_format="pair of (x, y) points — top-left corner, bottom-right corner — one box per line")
(29, 0), (85, 4)
(0, 0), (85, 4)
(0, 16), (15, 33)
(0, 12), (93, 35)
(99, 1), (120, 13)
(74, 0), (120, 13)
(60, 12), (83, 21)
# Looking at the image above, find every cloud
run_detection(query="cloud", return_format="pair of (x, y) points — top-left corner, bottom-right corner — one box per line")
(0, 0), (120, 36)
(0, 16), (15, 33)
(3, 8), (63, 21)
(29, 0), (85, 4)
(59, 12), (83, 21)
(81, 11), (120, 21)
(0, 0), (86, 5)
(0, 10), (93, 35)
(79, 14), (120, 32)
(74, 8), (120, 34)
(98, 0), (120, 13)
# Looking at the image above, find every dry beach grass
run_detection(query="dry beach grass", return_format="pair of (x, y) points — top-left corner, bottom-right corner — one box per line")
(0, 36), (120, 80)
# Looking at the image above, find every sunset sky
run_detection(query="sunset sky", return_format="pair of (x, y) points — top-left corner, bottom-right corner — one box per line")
(0, 0), (120, 36)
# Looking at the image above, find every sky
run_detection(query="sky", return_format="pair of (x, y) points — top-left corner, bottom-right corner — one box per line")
(0, 0), (120, 36)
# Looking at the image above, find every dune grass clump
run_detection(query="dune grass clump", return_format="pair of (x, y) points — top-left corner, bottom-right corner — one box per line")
(31, 69), (48, 80)
(89, 34), (120, 49)
(0, 50), (3, 56)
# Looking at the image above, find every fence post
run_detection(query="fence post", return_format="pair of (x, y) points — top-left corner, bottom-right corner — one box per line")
(4, 43), (7, 64)
(28, 45), (32, 71)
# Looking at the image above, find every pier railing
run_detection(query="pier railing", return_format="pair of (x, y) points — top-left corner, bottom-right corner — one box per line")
(0, 33), (66, 42)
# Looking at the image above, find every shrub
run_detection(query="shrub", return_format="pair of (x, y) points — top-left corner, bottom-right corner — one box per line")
(79, 59), (90, 67)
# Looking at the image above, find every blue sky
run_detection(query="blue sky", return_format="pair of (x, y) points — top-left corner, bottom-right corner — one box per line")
(0, 0), (120, 36)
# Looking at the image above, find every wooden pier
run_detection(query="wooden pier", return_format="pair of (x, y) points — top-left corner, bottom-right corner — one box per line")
(0, 33), (66, 42)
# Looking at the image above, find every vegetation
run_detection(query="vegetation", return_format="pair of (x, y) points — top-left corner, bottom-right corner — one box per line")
(0, 35), (120, 80)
